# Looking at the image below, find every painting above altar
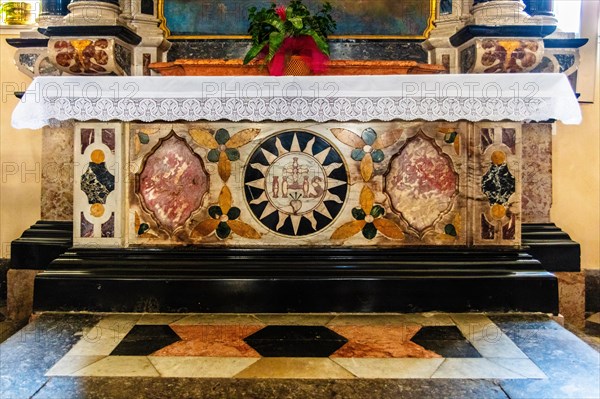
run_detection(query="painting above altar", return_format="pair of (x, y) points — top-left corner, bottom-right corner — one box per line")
(158, 0), (436, 39)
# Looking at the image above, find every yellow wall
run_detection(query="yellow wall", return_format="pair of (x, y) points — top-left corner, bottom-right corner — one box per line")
(552, 55), (600, 270)
(0, 32), (41, 258)
(0, 33), (598, 270)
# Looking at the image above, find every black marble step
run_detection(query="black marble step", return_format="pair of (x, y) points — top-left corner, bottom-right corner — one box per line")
(543, 38), (589, 49)
(45, 246), (543, 273)
(5, 38), (50, 48)
(522, 223), (580, 272)
(450, 25), (557, 47)
(38, 25), (142, 45)
(10, 221), (73, 269)
(34, 247), (558, 314)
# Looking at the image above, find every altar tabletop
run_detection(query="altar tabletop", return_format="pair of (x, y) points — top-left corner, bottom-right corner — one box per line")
(12, 74), (581, 129)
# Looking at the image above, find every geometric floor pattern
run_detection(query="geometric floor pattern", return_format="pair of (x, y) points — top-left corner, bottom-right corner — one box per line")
(1, 312), (599, 399)
(46, 313), (542, 379)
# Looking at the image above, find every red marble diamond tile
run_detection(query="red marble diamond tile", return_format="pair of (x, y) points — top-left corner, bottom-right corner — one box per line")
(329, 325), (441, 358)
(151, 325), (262, 357)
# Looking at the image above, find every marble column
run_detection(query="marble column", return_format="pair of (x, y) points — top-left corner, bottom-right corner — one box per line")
(470, 0), (530, 25)
(69, 0), (119, 5)
(65, 0), (121, 25)
(38, 0), (70, 26)
(523, 0), (554, 16)
(40, 0), (71, 16)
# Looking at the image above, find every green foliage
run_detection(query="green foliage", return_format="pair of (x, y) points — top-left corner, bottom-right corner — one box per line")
(244, 0), (337, 65)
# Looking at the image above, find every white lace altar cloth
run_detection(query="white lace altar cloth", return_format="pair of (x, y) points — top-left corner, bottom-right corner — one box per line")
(12, 74), (582, 129)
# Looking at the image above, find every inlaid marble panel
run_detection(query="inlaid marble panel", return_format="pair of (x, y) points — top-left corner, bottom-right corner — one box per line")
(471, 123), (522, 245)
(41, 123), (74, 221)
(521, 123), (552, 223)
(385, 134), (459, 238)
(128, 122), (469, 246)
(73, 122), (124, 246)
(48, 38), (125, 75)
(461, 39), (544, 74)
(137, 132), (209, 234)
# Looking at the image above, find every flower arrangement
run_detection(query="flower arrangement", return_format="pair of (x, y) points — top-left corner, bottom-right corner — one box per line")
(243, 0), (337, 76)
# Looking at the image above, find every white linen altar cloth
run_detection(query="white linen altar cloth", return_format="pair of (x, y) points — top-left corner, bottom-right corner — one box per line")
(12, 74), (582, 129)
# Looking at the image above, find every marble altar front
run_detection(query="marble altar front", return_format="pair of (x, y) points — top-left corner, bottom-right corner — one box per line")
(12, 74), (580, 250)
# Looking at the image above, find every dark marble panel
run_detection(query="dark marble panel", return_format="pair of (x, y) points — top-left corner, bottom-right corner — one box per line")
(554, 54), (575, 73)
(167, 40), (428, 63)
(461, 45), (476, 73)
(531, 56), (555, 73)
(0, 313), (102, 399)
(101, 213), (115, 238)
(143, 53), (152, 76)
(494, 317), (600, 399)
(411, 326), (481, 358)
(141, 0), (153, 15)
(32, 377), (509, 399)
(244, 325), (347, 357)
(81, 163), (115, 205)
(413, 340), (481, 358)
(0, 259), (9, 305)
(411, 326), (465, 341)
(482, 164), (516, 206)
(586, 269), (600, 312)
(115, 44), (132, 76)
(18, 53), (39, 74)
(110, 325), (181, 356)
(440, 0), (452, 15)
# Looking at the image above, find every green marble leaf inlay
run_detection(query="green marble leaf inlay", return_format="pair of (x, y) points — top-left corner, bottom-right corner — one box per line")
(207, 149), (220, 163)
(138, 223), (150, 235)
(352, 207), (366, 220)
(371, 149), (385, 163)
(371, 205), (385, 218)
(215, 128), (230, 145)
(362, 222), (377, 239)
(137, 132), (150, 144)
(445, 223), (457, 236)
(444, 132), (458, 144)
(227, 207), (241, 220)
(208, 206), (223, 219)
(216, 221), (231, 239)
(362, 128), (377, 146)
(351, 148), (365, 161)
(225, 148), (240, 161)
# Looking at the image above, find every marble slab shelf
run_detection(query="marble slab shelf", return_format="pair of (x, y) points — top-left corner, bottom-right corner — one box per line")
(148, 59), (447, 76)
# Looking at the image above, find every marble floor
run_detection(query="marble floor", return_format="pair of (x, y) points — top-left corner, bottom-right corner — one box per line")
(0, 312), (598, 399)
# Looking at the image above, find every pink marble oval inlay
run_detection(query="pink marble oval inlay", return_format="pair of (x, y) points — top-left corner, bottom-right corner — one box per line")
(385, 135), (457, 233)
(138, 133), (208, 233)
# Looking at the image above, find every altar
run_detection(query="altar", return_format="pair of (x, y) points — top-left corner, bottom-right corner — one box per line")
(4, 0), (589, 317)
(8, 72), (581, 313)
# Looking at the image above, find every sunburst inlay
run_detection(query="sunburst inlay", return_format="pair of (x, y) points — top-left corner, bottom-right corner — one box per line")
(244, 131), (348, 237)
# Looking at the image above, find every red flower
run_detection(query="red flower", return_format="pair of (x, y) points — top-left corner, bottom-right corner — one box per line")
(275, 5), (286, 21)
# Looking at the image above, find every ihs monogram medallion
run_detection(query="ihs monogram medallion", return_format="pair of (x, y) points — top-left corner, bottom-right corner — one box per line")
(244, 131), (349, 236)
